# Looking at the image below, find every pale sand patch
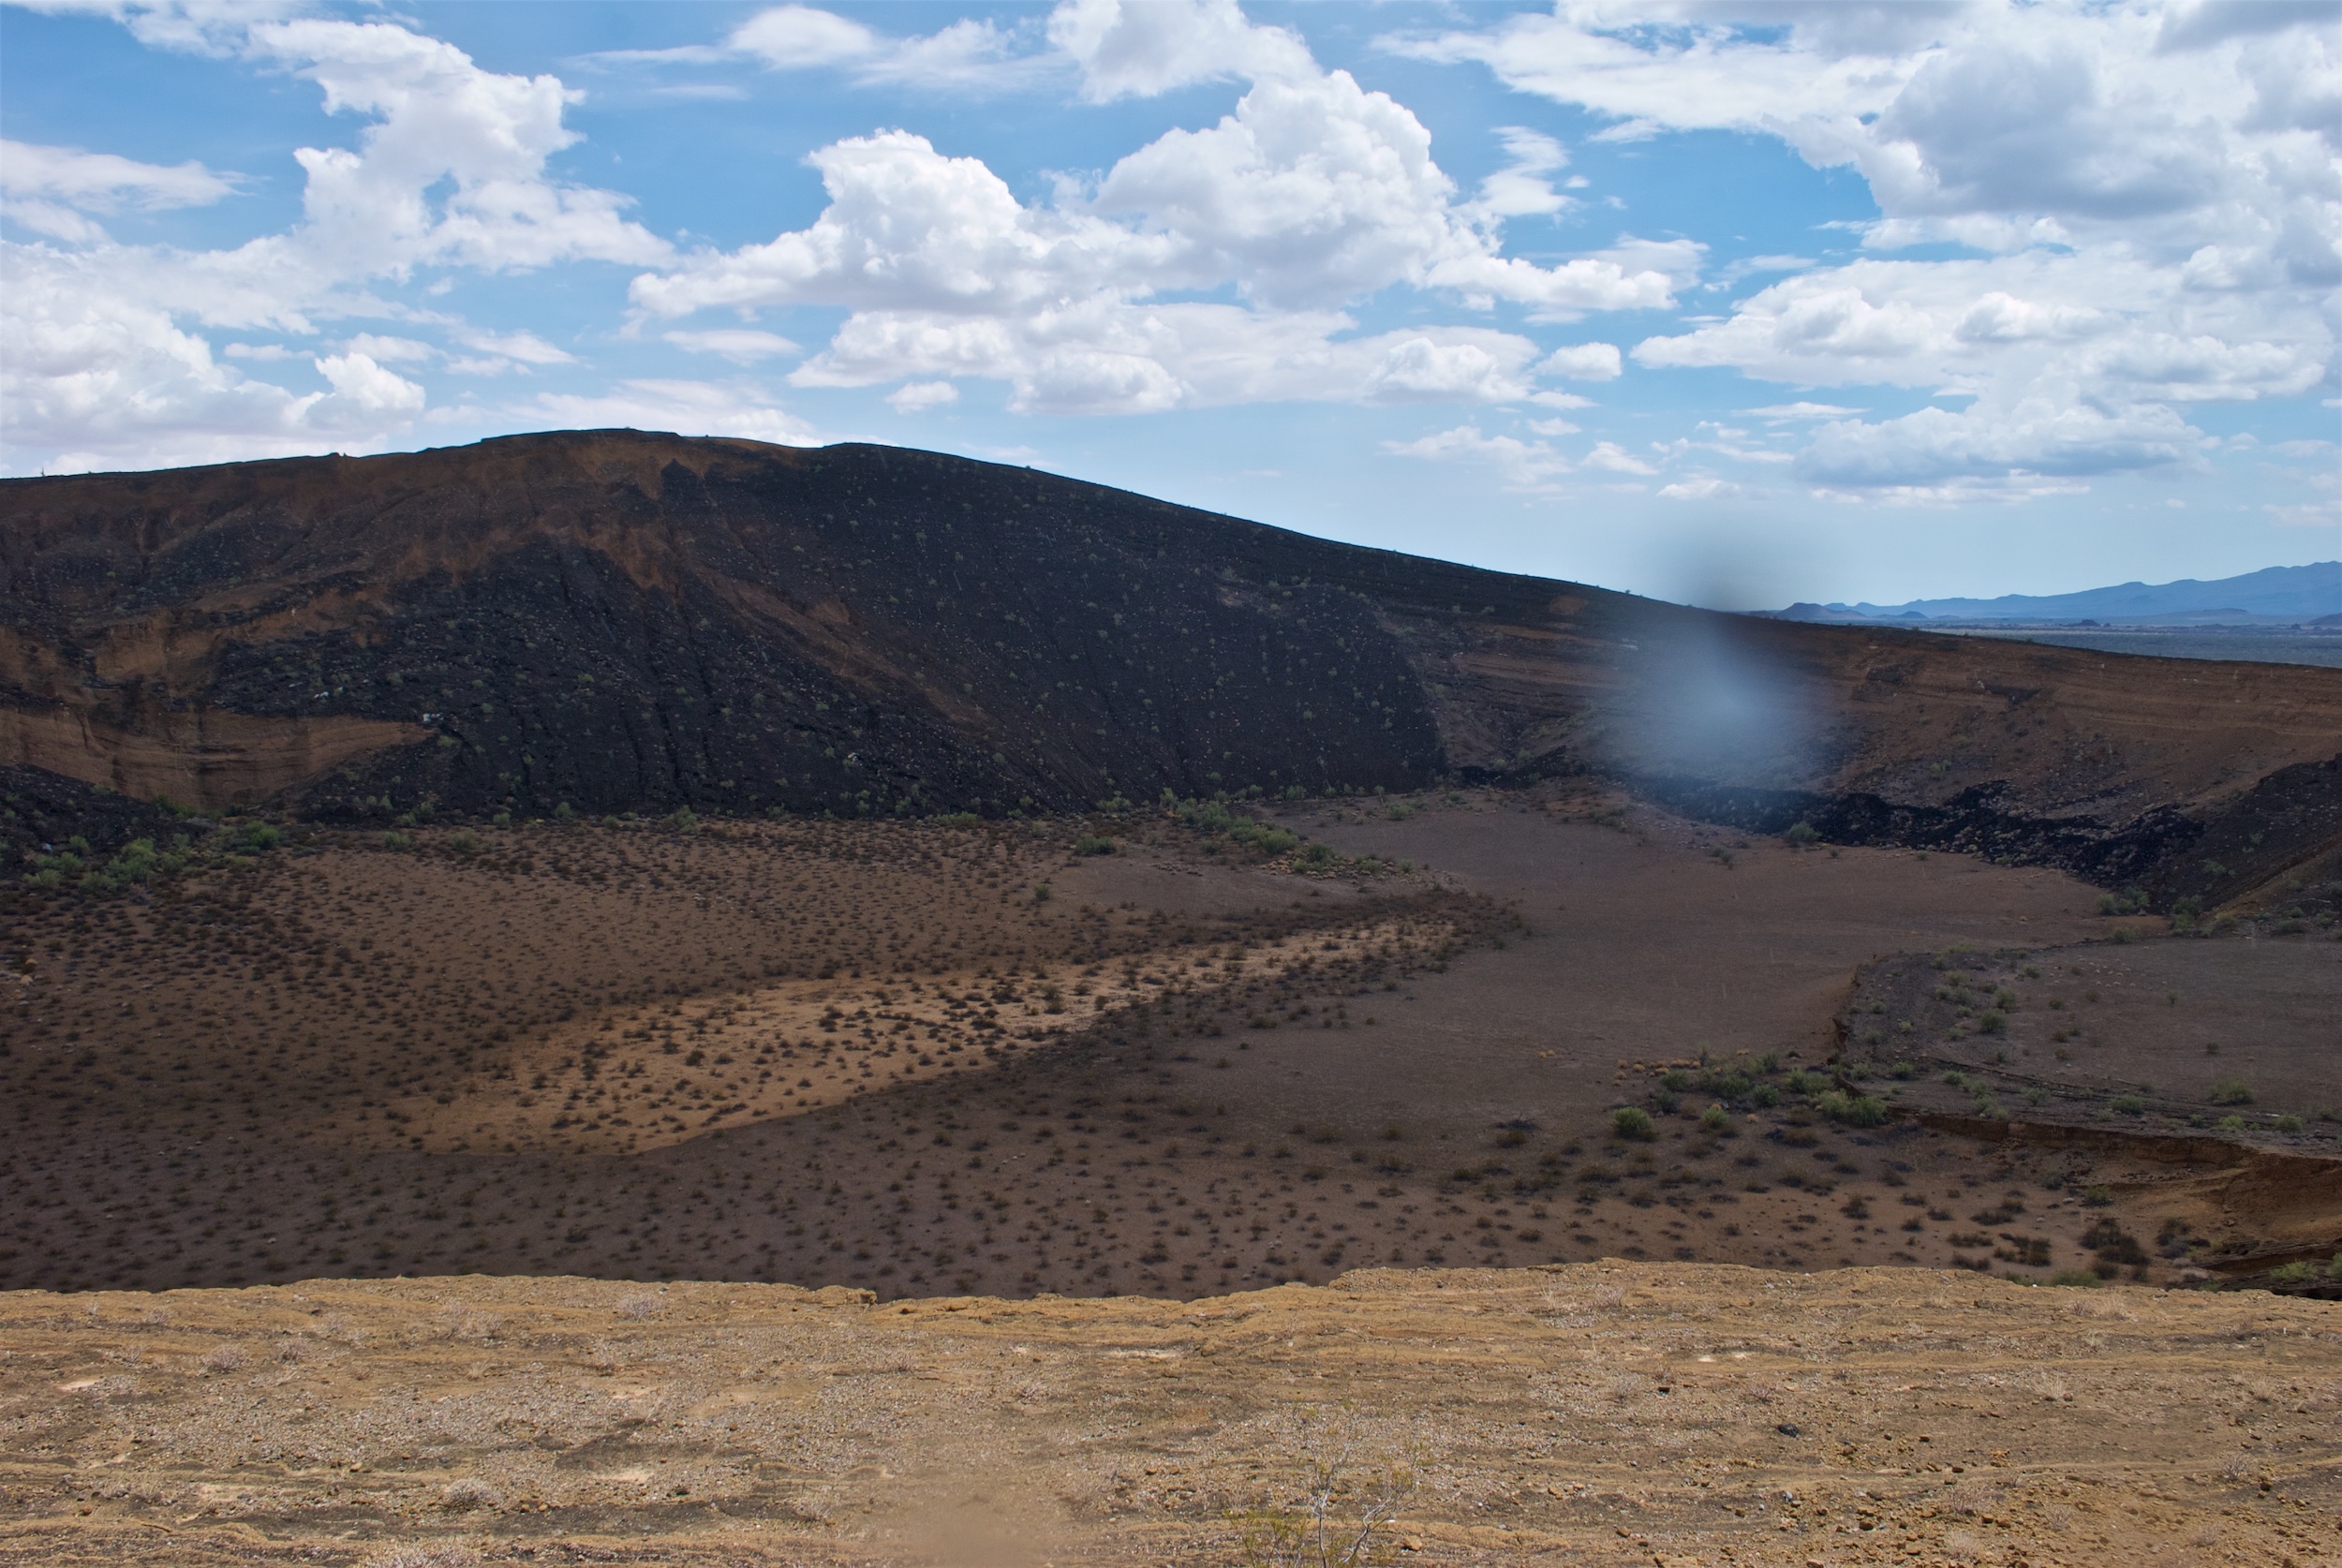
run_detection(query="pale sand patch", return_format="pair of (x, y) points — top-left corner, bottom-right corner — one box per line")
(373, 914), (1459, 1154)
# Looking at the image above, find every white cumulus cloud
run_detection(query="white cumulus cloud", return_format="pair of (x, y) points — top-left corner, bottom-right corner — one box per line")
(3, 11), (668, 472)
(727, 5), (1051, 94)
(1583, 439), (1655, 475)
(2, 248), (435, 470)
(1538, 341), (1623, 380)
(511, 377), (823, 446)
(885, 379), (960, 412)
(1381, 423), (1571, 490)
(663, 328), (803, 363)
(1657, 476), (1739, 501)
(630, 24), (1687, 416)
(1, 138), (235, 242)
(1395, 0), (2339, 496)
(729, 5), (882, 70)
(1048, 0), (1313, 102)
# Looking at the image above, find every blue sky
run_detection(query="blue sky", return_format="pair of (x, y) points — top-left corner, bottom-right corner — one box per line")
(2, 0), (2335, 607)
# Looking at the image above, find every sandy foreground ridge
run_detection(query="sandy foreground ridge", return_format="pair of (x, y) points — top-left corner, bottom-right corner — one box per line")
(1, 1263), (2335, 1567)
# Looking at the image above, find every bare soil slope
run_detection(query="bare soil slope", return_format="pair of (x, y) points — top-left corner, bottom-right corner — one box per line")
(2, 1265), (2335, 1567)
(14, 794), (2332, 1306)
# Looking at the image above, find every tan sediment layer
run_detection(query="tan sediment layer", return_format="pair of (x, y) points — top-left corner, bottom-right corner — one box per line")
(0, 700), (422, 809)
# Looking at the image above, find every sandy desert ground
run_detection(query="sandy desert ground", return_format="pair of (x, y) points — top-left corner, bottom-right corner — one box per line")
(5, 791), (2335, 1305)
(1, 1265), (2336, 1567)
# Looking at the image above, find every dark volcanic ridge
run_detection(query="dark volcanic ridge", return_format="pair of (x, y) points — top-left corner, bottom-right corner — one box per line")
(6, 429), (2341, 914)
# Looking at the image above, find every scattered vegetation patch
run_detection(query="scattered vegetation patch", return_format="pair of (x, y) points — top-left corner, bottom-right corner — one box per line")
(1609, 1106), (1656, 1142)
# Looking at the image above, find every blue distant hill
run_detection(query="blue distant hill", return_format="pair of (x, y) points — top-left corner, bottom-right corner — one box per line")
(1772, 561), (2341, 626)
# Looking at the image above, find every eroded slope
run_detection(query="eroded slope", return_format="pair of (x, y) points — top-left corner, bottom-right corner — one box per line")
(6, 432), (2340, 906)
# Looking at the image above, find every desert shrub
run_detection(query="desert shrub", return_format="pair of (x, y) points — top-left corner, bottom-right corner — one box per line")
(2083, 1219), (2148, 1270)
(666, 806), (699, 834)
(1750, 1083), (1781, 1108)
(1074, 835), (1116, 855)
(1818, 1090), (1889, 1128)
(2049, 1270), (2102, 1288)
(2110, 1094), (2145, 1117)
(2269, 1260), (2317, 1285)
(2208, 1079), (2253, 1105)
(1699, 1103), (1731, 1132)
(1698, 1068), (1750, 1099)
(1656, 1070), (1691, 1093)
(1650, 1089), (1680, 1115)
(449, 829), (480, 856)
(552, 800), (575, 821)
(2082, 1184), (2112, 1206)
(2096, 889), (2146, 916)
(1978, 1011), (2007, 1034)
(111, 837), (158, 881)
(382, 831), (414, 851)
(235, 821), (282, 851)
(1239, 822), (1296, 853)
(439, 1478), (499, 1512)
(1180, 799), (1304, 857)
(1179, 799), (1238, 834)
(2216, 1114), (2246, 1132)
(2274, 1114), (2304, 1132)
(1236, 1414), (1414, 1568)
(29, 835), (185, 896)
(1610, 1106), (1655, 1141)
(1783, 820), (1820, 845)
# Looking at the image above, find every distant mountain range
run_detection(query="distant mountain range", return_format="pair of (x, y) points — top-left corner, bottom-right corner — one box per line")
(1771, 561), (2341, 627)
